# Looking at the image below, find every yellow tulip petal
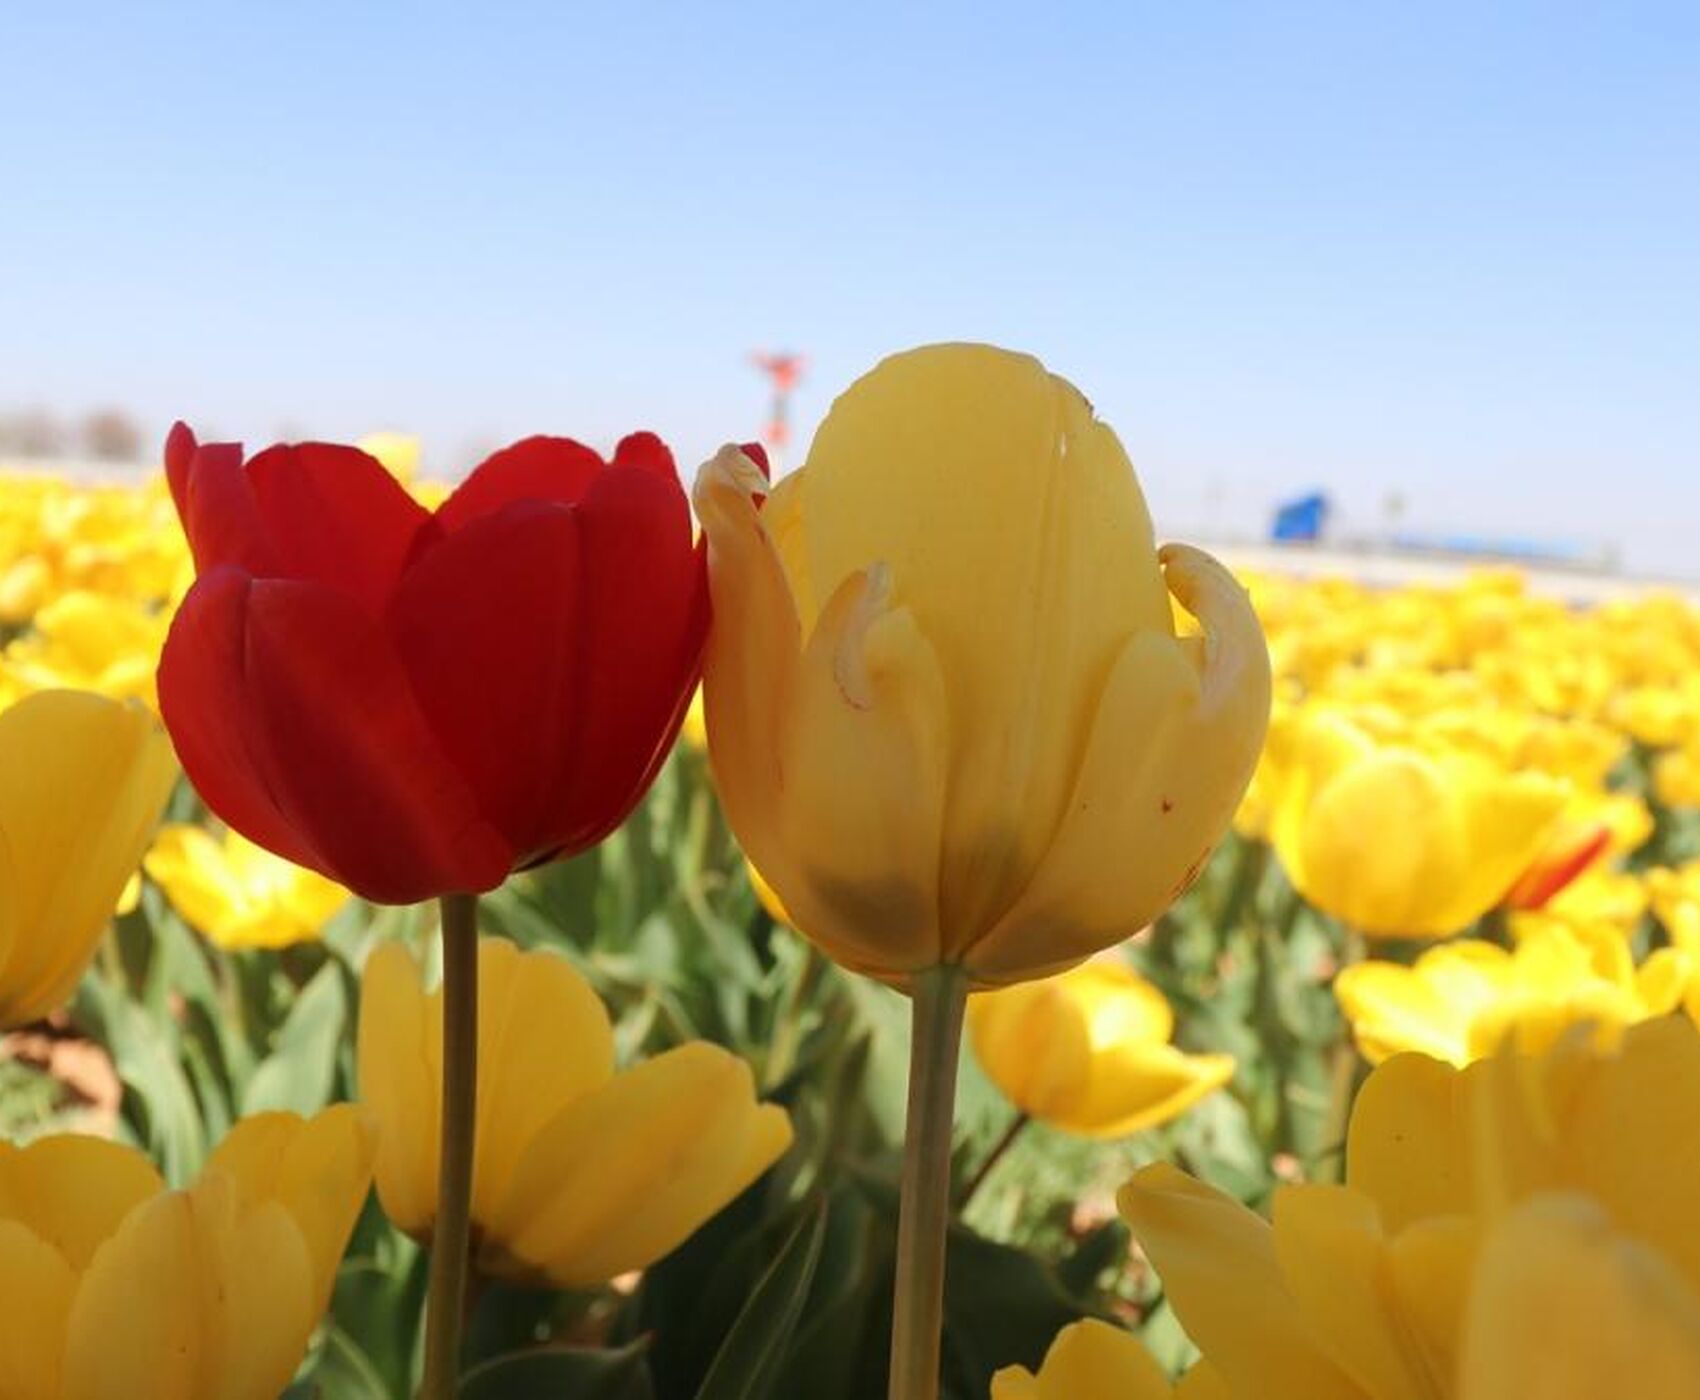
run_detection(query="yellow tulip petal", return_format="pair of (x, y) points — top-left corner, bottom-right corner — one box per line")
(0, 1134), (164, 1269)
(969, 979), (1096, 1123)
(62, 1190), (201, 1400)
(774, 563), (951, 979)
(1065, 1043), (1236, 1139)
(975, 549), (1269, 982)
(1117, 1164), (1361, 1400)
(489, 1042), (791, 1287)
(0, 1219), (77, 1398)
(0, 690), (176, 1025)
(1459, 1196), (1700, 1400)
(1471, 1015), (1700, 1297)
(204, 1105), (375, 1308)
(188, 1173), (318, 1400)
(1385, 1214), (1479, 1393)
(1345, 1053), (1473, 1232)
(1271, 1185), (1432, 1400)
(693, 445), (807, 892)
(356, 940), (440, 1234)
(992, 1318), (1173, 1400)
(469, 940), (616, 1223)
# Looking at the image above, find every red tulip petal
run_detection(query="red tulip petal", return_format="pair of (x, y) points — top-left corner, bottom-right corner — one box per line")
(434, 437), (607, 532)
(542, 464), (706, 855)
(611, 431), (678, 480)
(240, 578), (515, 902)
(163, 421), (198, 516)
(158, 567), (324, 871)
(171, 437), (280, 576)
(244, 443), (432, 612)
(385, 501), (584, 858)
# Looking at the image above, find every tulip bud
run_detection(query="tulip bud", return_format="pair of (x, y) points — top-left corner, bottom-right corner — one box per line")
(694, 343), (1270, 988)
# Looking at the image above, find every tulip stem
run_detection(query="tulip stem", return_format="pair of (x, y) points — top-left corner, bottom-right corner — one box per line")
(889, 963), (969, 1400)
(956, 1111), (1030, 1212)
(422, 892), (479, 1400)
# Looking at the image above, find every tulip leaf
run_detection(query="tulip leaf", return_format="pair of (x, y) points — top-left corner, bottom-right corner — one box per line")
(695, 1196), (828, 1400)
(241, 961), (347, 1116)
(457, 1340), (655, 1400)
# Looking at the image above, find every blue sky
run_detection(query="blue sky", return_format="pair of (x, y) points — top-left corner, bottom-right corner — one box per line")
(4, 3), (1697, 572)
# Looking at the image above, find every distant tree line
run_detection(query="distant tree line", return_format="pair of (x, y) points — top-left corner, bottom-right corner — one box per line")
(0, 407), (145, 461)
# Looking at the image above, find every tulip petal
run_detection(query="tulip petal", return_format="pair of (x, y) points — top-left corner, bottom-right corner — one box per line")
(469, 940), (616, 1224)
(245, 441), (431, 612)
(0, 1220), (77, 1398)
(1271, 1185), (1433, 1400)
(488, 1042), (791, 1287)
(1066, 1042), (1236, 1140)
(0, 1135), (164, 1270)
(692, 446), (805, 882)
(386, 501), (585, 855)
(991, 1318), (1173, 1400)
(538, 461), (706, 856)
(968, 980), (1096, 1123)
(773, 564), (951, 979)
(238, 577), (514, 901)
(203, 1105), (376, 1309)
(1459, 1196), (1700, 1400)
(974, 548), (1269, 982)
(166, 427), (280, 577)
(1117, 1164), (1362, 1400)
(1174, 1362), (1233, 1400)
(1471, 1016), (1700, 1298)
(357, 941), (440, 1234)
(159, 569), (327, 872)
(435, 435), (607, 532)
(0, 690), (177, 1025)
(1345, 1053), (1474, 1232)
(62, 1191), (201, 1400)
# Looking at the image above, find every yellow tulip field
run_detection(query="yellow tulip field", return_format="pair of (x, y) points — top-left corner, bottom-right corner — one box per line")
(4, 362), (1700, 1399)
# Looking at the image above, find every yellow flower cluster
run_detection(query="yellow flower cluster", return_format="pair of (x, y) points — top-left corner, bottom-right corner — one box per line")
(1238, 566), (1700, 1059)
(1003, 1017), (1700, 1398)
(0, 473), (187, 711)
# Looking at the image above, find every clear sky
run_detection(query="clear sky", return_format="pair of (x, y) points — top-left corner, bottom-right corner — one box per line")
(4, 3), (1697, 573)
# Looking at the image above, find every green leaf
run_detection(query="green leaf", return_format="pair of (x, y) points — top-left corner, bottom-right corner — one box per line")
(458, 1341), (654, 1400)
(242, 961), (347, 1116)
(695, 1197), (827, 1400)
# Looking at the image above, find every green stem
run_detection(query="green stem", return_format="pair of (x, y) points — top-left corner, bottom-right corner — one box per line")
(888, 964), (970, 1400)
(422, 893), (479, 1400)
(1319, 925), (1366, 1183)
(955, 1110), (1030, 1212)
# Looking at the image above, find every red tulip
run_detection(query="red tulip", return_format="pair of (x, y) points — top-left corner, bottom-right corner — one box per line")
(158, 423), (707, 904)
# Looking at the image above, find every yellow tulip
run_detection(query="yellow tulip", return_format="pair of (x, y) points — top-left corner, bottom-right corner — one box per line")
(0, 690), (178, 1027)
(144, 824), (349, 951)
(693, 343), (1270, 987)
(2, 592), (169, 708)
(1269, 710), (1565, 939)
(990, 1318), (1229, 1399)
(1333, 923), (1690, 1067)
(1655, 742), (1700, 809)
(1117, 1016), (1700, 1400)
(0, 1105), (374, 1400)
(968, 960), (1234, 1138)
(358, 936), (791, 1287)
(1650, 862), (1700, 954)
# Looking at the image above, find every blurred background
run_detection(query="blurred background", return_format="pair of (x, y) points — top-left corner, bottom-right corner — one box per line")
(4, 3), (1697, 577)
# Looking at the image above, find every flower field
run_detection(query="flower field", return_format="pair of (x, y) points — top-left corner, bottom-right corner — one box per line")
(3, 347), (1699, 1399)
